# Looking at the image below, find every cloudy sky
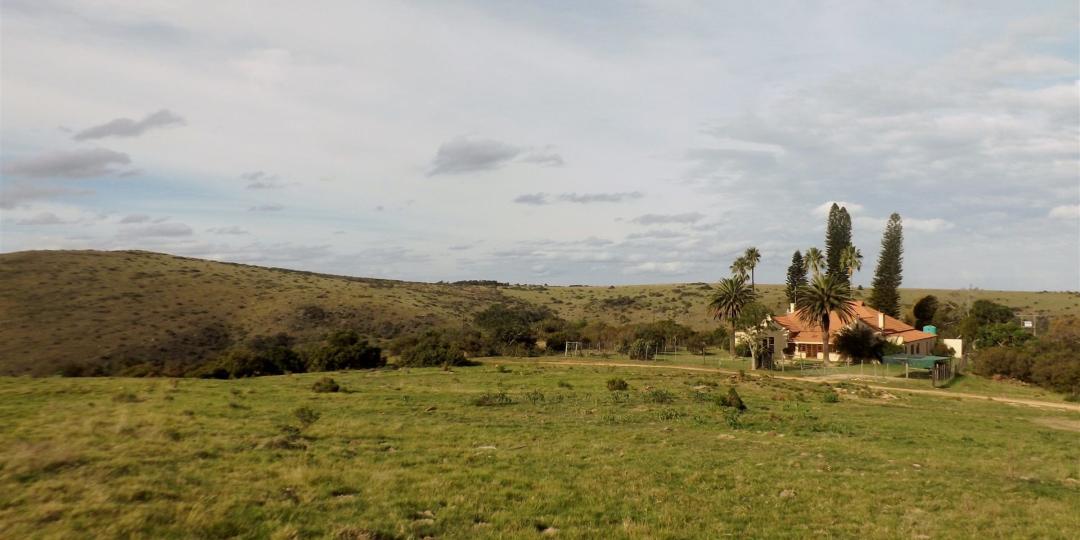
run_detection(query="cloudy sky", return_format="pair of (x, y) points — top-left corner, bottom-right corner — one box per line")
(2, 1), (1078, 290)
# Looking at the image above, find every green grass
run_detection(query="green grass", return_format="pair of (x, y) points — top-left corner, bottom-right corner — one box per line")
(2, 364), (1078, 538)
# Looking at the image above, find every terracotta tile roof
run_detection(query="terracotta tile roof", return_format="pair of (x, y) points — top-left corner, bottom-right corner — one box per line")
(771, 301), (936, 344)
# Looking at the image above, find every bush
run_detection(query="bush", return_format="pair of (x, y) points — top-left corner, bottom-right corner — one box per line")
(833, 325), (885, 364)
(931, 342), (955, 358)
(473, 304), (552, 355)
(293, 407), (321, 429)
(723, 408), (743, 429)
(973, 347), (1031, 381)
(470, 392), (513, 406)
(721, 387), (746, 410)
(396, 330), (469, 367)
(974, 323), (1032, 349)
(59, 361), (109, 377)
(734, 341), (752, 358)
(626, 338), (657, 360)
(821, 390), (840, 403)
(200, 334), (304, 378)
(606, 378), (630, 391)
(113, 392), (141, 403)
(312, 377), (340, 393)
(644, 389), (675, 404)
(305, 331), (384, 371)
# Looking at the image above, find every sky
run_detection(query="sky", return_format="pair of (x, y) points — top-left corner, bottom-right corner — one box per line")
(1, 0), (1078, 290)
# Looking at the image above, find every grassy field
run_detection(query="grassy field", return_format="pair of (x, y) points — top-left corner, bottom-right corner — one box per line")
(2, 363), (1078, 538)
(2, 250), (1079, 376)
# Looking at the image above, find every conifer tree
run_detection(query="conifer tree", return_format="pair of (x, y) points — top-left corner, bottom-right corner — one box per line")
(869, 213), (904, 317)
(825, 203), (852, 284)
(785, 250), (807, 304)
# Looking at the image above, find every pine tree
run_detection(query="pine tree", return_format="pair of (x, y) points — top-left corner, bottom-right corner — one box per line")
(825, 203), (852, 284)
(869, 213), (903, 317)
(785, 250), (807, 304)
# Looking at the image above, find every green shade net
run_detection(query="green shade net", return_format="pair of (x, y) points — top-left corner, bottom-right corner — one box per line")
(882, 354), (950, 370)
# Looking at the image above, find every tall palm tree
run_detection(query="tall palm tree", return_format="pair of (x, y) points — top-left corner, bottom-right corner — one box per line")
(795, 274), (856, 366)
(804, 247), (825, 277)
(708, 275), (756, 358)
(730, 256), (749, 279)
(743, 247), (761, 290)
(840, 245), (863, 281)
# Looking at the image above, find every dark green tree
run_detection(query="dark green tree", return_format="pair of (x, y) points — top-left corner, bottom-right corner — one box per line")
(912, 295), (939, 331)
(868, 213), (903, 317)
(833, 324), (885, 364)
(785, 250), (807, 304)
(825, 203), (853, 283)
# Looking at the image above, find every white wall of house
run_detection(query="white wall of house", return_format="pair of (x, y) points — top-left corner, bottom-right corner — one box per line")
(943, 338), (963, 358)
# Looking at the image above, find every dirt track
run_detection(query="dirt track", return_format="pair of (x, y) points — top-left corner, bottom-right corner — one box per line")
(523, 359), (1080, 413)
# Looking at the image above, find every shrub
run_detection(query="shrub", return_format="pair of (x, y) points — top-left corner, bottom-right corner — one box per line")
(973, 347), (1031, 381)
(59, 362), (99, 377)
(626, 339), (657, 360)
(974, 323), (1033, 349)
(396, 330), (469, 367)
(473, 303), (552, 355)
(305, 331), (384, 372)
(524, 390), (545, 404)
(721, 387), (746, 410)
(657, 409), (684, 421)
(293, 407), (321, 429)
(557, 380), (573, 389)
(470, 392), (513, 406)
(113, 392), (140, 403)
(312, 377), (340, 393)
(833, 325), (885, 364)
(821, 390), (840, 403)
(644, 389), (675, 404)
(606, 378), (629, 391)
(931, 342), (955, 358)
(734, 341), (752, 358)
(723, 408), (743, 429)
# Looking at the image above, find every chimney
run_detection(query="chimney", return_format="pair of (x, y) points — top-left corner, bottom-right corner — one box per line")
(877, 312), (885, 330)
(789, 303), (795, 313)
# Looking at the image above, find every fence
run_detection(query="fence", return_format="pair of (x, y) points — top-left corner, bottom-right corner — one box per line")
(931, 358), (957, 387)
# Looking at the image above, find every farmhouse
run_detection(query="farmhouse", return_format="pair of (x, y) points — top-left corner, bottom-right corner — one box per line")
(758, 301), (937, 363)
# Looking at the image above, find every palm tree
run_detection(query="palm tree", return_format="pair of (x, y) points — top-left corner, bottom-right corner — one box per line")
(708, 275), (756, 358)
(730, 256), (749, 279)
(795, 274), (856, 366)
(840, 245), (863, 281)
(804, 247), (825, 277)
(743, 247), (761, 290)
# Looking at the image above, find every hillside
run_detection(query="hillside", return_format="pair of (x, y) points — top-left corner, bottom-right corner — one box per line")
(1, 250), (1078, 376)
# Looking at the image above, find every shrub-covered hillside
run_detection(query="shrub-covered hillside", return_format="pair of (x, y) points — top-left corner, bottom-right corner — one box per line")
(1, 250), (1078, 376)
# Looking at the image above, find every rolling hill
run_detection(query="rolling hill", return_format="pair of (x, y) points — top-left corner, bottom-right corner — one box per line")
(1, 250), (1077, 376)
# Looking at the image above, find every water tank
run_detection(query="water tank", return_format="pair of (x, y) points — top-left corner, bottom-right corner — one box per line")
(923, 325), (937, 335)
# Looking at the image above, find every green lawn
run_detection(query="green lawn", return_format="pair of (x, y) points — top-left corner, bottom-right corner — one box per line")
(1, 364), (1078, 538)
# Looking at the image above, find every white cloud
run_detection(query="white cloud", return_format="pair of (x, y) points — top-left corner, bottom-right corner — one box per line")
(0, 2), (1076, 289)
(1049, 205), (1080, 220)
(623, 261), (690, 275)
(813, 201), (865, 217)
